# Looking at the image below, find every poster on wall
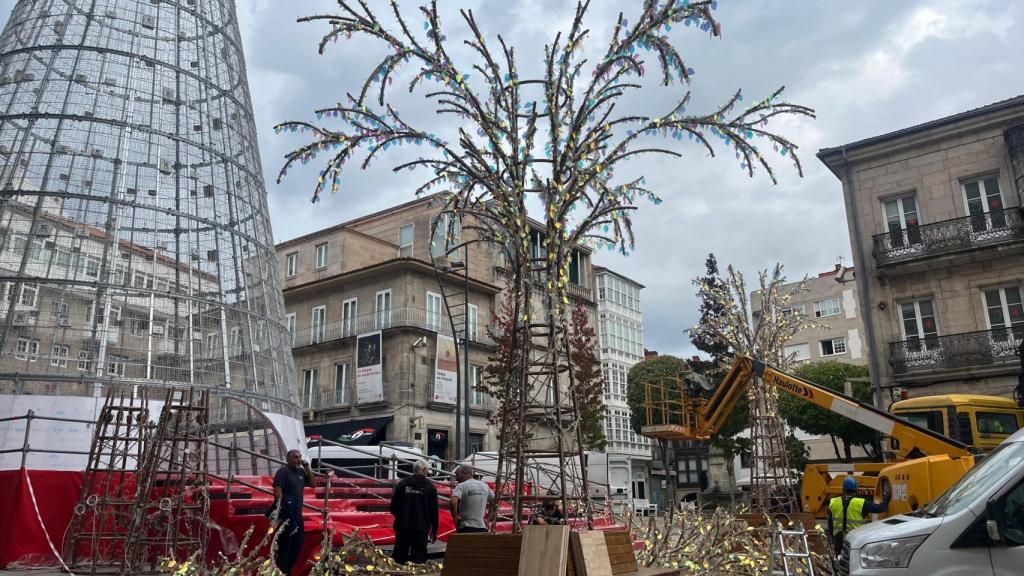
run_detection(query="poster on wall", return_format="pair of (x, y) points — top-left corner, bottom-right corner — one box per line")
(356, 331), (383, 404)
(432, 334), (457, 404)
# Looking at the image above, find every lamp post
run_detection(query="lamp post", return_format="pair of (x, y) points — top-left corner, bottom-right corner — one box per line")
(446, 248), (471, 460)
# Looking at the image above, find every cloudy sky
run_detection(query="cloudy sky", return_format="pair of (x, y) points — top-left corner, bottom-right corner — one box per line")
(1, 0), (1020, 358)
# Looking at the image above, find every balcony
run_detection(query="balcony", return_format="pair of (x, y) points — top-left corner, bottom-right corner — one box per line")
(872, 208), (1024, 267)
(293, 306), (494, 349)
(889, 327), (1022, 375)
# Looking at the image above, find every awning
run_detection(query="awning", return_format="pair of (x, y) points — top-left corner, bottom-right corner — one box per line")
(305, 416), (392, 446)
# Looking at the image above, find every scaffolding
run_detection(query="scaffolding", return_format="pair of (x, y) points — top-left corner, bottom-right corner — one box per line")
(0, 0), (298, 430)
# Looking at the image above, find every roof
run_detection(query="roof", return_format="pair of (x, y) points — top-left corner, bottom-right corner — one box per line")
(891, 394), (1021, 410)
(281, 256), (503, 296)
(817, 94), (1024, 164)
(592, 265), (645, 288)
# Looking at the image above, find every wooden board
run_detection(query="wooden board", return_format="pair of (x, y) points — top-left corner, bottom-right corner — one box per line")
(603, 531), (639, 575)
(441, 534), (522, 576)
(518, 525), (570, 576)
(570, 531), (613, 576)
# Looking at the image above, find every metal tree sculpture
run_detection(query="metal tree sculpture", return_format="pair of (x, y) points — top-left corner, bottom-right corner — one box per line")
(691, 264), (816, 513)
(278, 0), (814, 526)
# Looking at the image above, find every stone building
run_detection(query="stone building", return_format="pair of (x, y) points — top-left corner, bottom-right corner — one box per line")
(818, 96), (1024, 404)
(752, 265), (866, 367)
(275, 194), (599, 460)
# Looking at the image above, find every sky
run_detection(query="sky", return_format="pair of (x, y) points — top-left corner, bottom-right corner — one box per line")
(1, 0), (1021, 359)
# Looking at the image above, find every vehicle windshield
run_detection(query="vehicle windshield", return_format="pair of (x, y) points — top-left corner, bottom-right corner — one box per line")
(924, 441), (1024, 517)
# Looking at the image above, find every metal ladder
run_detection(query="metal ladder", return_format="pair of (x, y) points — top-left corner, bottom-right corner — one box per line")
(769, 520), (816, 576)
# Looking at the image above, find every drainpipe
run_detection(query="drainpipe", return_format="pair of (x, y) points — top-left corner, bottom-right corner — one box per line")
(841, 147), (885, 407)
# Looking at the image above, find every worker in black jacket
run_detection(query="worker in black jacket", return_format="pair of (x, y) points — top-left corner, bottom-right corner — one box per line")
(390, 459), (439, 564)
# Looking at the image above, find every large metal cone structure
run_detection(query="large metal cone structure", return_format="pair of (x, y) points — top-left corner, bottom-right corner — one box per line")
(0, 0), (304, 469)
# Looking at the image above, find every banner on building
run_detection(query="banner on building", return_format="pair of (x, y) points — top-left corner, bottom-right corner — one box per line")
(356, 331), (383, 404)
(432, 334), (458, 404)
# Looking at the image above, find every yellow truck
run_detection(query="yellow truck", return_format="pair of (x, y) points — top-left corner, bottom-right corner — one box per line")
(640, 356), (1024, 519)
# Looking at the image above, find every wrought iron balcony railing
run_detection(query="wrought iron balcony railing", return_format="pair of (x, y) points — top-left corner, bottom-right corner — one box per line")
(292, 306), (494, 349)
(872, 207), (1024, 266)
(889, 327), (1023, 374)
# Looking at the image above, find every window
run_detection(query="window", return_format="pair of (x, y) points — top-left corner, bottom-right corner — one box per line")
(675, 453), (708, 486)
(468, 304), (478, 341)
(813, 298), (840, 318)
(962, 176), (1005, 232)
(430, 214), (461, 258)
(286, 313), (296, 346)
(50, 344), (69, 367)
(206, 333), (219, 356)
(899, 410), (945, 435)
(315, 243), (328, 269)
(286, 252), (298, 277)
(106, 355), (126, 377)
(426, 291), (443, 331)
(84, 256), (100, 279)
(470, 365), (484, 406)
(311, 306), (326, 344)
(302, 368), (318, 409)
(781, 304), (805, 319)
(342, 298), (358, 337)
(783, 342), (811, 363)
(569, 250), (581, 285)
(375, 290), (391, 329)
(984, 287), (1024, 342)
(883, 194), (921, 246)
(229, 327), (243, 356)
(899, 299), (939, 350)
(18, 283), (38, 308)
(820, 337), (847, 356)
(77, 350), (94, 371)
(15, 338), (39, 361)
(129, 318), (149, 337)
(334, 363), (350, 405)
(399, 224), (414, 258)
(469, 433), (485, 455)
(976, 412), (1018, 436)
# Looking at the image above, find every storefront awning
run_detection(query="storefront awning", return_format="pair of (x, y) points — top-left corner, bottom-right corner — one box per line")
(304, 416), (392, 446)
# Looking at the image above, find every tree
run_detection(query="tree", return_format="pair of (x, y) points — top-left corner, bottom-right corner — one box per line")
(280, 0), (812, 521)
(690, 254), (731, 367)
(568, 299), (607, 451)
(778, 361), (880, 461)
(626, 355), (689, 505)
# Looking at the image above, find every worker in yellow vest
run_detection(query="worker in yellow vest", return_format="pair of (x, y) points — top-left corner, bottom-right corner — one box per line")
(828, 476), (890, 556)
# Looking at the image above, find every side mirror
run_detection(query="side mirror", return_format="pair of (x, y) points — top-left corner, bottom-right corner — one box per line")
(986, 499), (1003, 543)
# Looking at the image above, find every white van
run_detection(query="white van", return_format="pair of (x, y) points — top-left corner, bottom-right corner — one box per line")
(842, 427), (1024, 575)
(307, 442), (438, 481)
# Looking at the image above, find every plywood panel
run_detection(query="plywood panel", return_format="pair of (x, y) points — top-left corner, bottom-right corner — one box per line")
(570, 531), (613, 576)
(518, 525), (570, 576)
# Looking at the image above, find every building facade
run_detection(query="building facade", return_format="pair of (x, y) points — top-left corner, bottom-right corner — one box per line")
(276, 195), (599, 461)
(819, 97), (1024, 404)
(593, 267), (653, 506)
(752, 265), (866, 367)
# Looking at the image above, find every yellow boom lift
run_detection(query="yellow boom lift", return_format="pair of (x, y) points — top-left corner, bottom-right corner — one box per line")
(640, 356), (991, 519)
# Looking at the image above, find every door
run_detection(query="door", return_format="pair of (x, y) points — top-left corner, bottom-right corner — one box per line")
(898, 299), (940, 370)
(883, 195), (921, 248)
(342, 298), (358, 337)
(963, 176), (1005, 233)
(311, 306), (326, 344)
(375, 290), (391, 329)
(984, 287), (1024, 352)
(426, 291), (443, 331)
(990, 476), (1024, 575)
(427, 428), (448, 460)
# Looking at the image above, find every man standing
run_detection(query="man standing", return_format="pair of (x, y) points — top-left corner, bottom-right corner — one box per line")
(828, 476), (890, 556)
(390, 459), (439, 564)
(272, 449), (315, 575)
(449, 466), (493, 533)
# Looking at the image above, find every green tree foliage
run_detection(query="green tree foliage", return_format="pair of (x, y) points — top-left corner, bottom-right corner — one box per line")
(690, 254), (732, 367)
(778, 361), (879, 461)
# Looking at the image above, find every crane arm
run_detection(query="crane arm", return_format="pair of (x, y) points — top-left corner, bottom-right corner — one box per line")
(694, 356), (973, 460)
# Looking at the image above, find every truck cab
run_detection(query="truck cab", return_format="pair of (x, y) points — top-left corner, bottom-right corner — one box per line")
(890, 395), (1023, 453)
(843, 428), (1024, 575)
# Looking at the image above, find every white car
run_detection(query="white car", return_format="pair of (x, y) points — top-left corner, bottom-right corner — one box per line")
(841, 427), (1024, 575)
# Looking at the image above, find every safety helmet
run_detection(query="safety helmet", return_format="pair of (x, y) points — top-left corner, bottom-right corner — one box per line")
(842, 476), (858, 493)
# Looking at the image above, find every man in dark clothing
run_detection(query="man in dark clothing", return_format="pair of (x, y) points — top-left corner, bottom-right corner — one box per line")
(390, 459), (439, 564)
(272, 449), (315, 575)
(827, 476), (889, 557)
(529, 500), (564, 525)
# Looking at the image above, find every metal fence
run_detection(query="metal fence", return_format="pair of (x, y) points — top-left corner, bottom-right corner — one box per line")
(872, 208), (1024, 265)
(889, 327), (1023, 374)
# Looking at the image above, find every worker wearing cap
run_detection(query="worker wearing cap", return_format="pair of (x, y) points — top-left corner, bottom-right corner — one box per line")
(828, 476), (890, 556)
